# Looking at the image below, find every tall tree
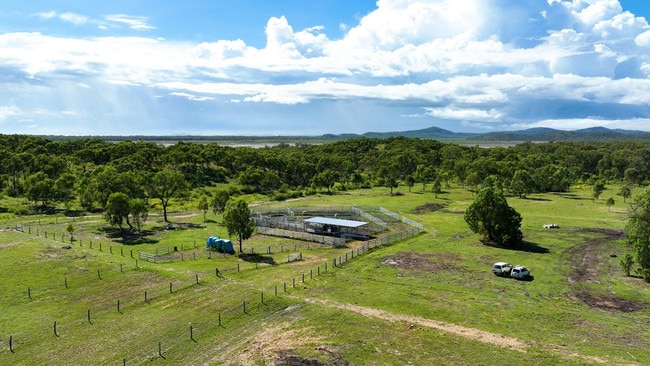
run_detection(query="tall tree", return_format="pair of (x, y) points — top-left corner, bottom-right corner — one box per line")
(105, 192), (131, 232)
(223, 199), (255, 254)
(592, 180), (606, 201)
(464, 187), (523, 247)
(510, 169), (533, 198)
(432, 176), (442, 198)
(618, 185), (632, 203)
(198, 195), (209, 220)
(626, 186), (650, 282)
(211, 188), (231, 217)
(129, 199), (148, 235)
(146, 169), (190, 222)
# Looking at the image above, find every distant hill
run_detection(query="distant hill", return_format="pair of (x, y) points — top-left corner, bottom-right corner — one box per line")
(322, 126), (477, 140)
(473, 126), (650, 141)
(321, 126), (650, 142)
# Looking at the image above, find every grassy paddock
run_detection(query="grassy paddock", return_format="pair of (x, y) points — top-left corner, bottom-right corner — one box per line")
(1, 185), (648, 365)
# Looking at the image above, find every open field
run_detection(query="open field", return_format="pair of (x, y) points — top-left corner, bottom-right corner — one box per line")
(0, 185), (648, 365)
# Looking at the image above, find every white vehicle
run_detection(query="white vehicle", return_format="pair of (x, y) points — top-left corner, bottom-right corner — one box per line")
(543, 223), (559, 229)
(511, 265), (530, 279)
(492, 262), (512, 276)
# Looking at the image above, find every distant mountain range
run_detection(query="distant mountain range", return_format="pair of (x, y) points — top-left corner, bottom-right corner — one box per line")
(323, 126), (650, 142)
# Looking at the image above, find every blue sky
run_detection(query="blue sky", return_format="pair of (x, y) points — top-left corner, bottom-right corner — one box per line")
(1, 0), (650, 136)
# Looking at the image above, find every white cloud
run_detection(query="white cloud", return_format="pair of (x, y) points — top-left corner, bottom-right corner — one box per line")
(36, 11), (57, 20)
(7, 0), (650, 134)
(59, 12), (88, 25)
(105, 15), (156, 31)
(36, 11), (88, 25)
(0, 106), (20, 120)
(170, 92), (214, 101)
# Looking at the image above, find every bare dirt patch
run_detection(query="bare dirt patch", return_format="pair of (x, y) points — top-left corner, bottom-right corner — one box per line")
(413, 203), (446, 214)
(381, 252), (463, 273)
(567, 228), (646, 312)
(576, 292), (645, 313)
(231, 320), (349, 366)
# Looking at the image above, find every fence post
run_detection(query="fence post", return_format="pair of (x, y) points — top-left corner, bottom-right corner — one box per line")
(218, 313), (222, 327)
(97, 269), (101, 280)
(302, 273), (305, 283)
(65, 277), (68, 289)
(110, 245), (113, 254)
(169, 282), (173, 294)
(275, 285), (278, 296)
(190, 325), (196, 342)
(117, 300), (121, 314)
(99, 243), (102, 252)
(144, 291), (148, 303)
(237, 263), (240, 272)
(9, 335), (13, 353)
(130, 249), (133, 259)
(54, 321), (58, 337)
(242, 301), (246, 314)
(196, 274), (199, 284)
(121, 247), (124, 256)
(261, 292), (264, 304)
(120, 264), (124, 273)
(292, 278), (295, 288)
(310, 269), (313, 280)
(284, 282), (287, 292)
(158, 342), (164, 359)
(28, 287), (31, 300)
(87, 309), (92, 325)
(267, 246), (271, 254)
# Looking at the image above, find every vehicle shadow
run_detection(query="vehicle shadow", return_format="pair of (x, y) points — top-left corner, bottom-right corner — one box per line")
(517, 275), (535, 282)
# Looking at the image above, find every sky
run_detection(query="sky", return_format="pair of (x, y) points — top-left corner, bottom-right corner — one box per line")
(2, 0), (650, 136)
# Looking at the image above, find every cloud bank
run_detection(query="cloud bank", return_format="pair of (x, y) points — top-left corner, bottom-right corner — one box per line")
(2, 0), (650, 135)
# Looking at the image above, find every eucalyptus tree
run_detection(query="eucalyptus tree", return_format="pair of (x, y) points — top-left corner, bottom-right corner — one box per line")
(223, 199), (255, 254)
(625, 186), (650, 282)
(146, 168), (190, 222)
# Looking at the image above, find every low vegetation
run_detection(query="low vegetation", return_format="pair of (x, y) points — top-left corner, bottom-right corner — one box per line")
(0, 134), (649, 364)
(0, 182), (648, 365)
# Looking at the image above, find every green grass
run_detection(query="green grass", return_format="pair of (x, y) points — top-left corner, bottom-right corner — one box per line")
(1, 185), (649, 365)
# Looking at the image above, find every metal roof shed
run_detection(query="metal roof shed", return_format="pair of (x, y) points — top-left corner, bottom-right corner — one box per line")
(302, 217), (368, 239)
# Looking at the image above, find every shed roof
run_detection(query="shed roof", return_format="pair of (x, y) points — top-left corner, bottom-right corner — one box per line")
(303, 217), (367, 228)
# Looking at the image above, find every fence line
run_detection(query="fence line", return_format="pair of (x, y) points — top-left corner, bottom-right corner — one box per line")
(2, 223), (423, 364)
(352, 206), (387, 229)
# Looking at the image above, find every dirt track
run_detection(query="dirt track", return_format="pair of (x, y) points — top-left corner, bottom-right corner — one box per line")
(301, 297), (528, 352)
(298, 297), (628, 365)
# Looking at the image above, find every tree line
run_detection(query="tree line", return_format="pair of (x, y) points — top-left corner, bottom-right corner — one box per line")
(2, 134), (650, 279)
(2, 135), (649, 208)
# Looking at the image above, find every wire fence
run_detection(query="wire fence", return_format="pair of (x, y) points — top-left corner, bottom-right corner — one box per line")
(2, 212), (425, 364)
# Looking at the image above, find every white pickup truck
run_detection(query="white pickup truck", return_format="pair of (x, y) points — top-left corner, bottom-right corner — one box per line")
(492, 262), (512, 276)
(510, 265), (530, 279)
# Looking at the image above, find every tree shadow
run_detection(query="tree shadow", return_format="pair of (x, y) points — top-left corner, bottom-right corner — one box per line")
(481, 239), (550, 254)
(524, 197), (551, 202)
(238, 253), (277, 265)
(152, 222), (205, 231)
(98, 227), (159, 245)
(554, 193), (587, 200)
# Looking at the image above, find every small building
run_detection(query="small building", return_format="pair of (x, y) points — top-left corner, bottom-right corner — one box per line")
(302, 217), (369, 239)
